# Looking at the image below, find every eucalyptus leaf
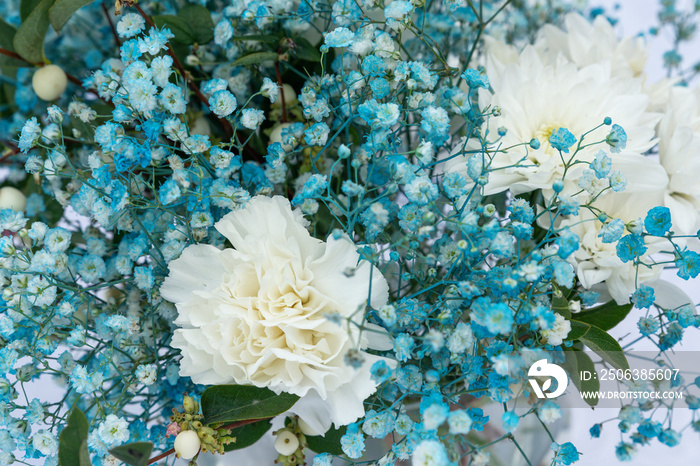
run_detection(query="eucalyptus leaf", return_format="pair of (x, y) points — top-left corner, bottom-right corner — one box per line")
(0, 19), (30, 67)
(152, 14), (195, 45)
(306, 425), (346, 455)
(293, 36), (321, 62)
(580, 325), (629, 371)
(201, 385), (299, 425)
(552, 284), (571, 319)
(563, 349), (599, 406)
(178, 4), (213, 44)
(573, 300), (633, 331)
(232, 52), (279, 67)
(14, 0), (56, 63)
(223, 419), (272, 451)
(108, 442), (153, 466)
(58, 406), (90, 466)
(49, 0), (95, 32)
(232, 34), (280, 43)
(20, 0), (43, 21)
(565, 320), (590, 341)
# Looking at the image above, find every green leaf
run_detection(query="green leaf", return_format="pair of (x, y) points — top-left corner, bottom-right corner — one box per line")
(552, 284), (571, 319)
(231, 34), (280, 43)
(0, 18), (29, 67)
(48, 0), (95, 32)
(79, 440), (91, 466)
(201, 385), (299, 425)
(572, 300), (633, 331)
(152, 14), (195, 45)
(293, 36), (321, 62)
(232, 52), (279, 67)
(306, 425), (346, 455)
(563, 349), (599, 406)
(59, 406), (91, 466)
(580, 325), (629, 371)
(20, 0), (43, 21)
(178, 4), (213, 44)
(565, 320), (590, 341)
(224, 419), (273, 451)
(108, 442), (153, 466)
(14, 0), (56, 63)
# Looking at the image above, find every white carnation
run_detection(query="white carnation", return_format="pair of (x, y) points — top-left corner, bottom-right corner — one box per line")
(161, 195), (391, 434)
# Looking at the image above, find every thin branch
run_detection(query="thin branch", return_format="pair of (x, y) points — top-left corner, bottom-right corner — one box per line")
(102, 1), (122, 48)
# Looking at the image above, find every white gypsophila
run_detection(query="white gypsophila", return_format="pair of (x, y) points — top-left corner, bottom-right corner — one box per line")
(472, 450), (491, 466)
(538, 403), (562, 424)
(447, 43), (665, 199)
(161, 195), (392, 434)
(540, 313), (571, 346)
(32, 430), (58, 456)
(655, 85), (700, 234)
(558, 194), (664, 304)
(96, 414), (130, 446)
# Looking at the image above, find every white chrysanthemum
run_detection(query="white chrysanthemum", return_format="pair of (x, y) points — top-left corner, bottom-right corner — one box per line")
(535, 13), (647, 79)
(558, 194), (664, 304)
(448, 45), (664, 198)
(656, 85), (700, 234)
(161, 196), (391, 434)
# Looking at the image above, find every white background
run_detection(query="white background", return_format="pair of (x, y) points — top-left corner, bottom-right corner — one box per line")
(562, 3), (700, 465)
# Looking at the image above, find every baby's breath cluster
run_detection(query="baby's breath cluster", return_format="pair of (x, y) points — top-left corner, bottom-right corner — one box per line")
(1, 0), (700, 465)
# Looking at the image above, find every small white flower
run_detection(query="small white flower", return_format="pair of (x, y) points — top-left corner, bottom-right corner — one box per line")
(540, 313), (571, 347)
(96, 414), (130, 446)
(33, 430), (58, 456)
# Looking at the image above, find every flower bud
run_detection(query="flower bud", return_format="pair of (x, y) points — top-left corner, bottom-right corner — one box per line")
(174, 430), (201, 460)
(274, 429), (299, 456)
(183, 395), (197, 414)
(32, 65), (68, 101)
(0, 187), (27, 211)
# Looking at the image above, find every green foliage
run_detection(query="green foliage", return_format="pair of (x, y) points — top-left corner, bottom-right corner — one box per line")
(573, 300), (634, 331)
(292, 36), (321, 62)
(306, 425), (346, 455)
(563, 348), (599, 406)
(565, 320), (590, 341)
(552, 284), (571, 319)
(180, 4), (214, 44)
(14, 0), (56, 63)
(49, 0), (95, 32)
(58, 406), (92, 466)
(108, 442), (153, 466)
(224, 419), (273, 451)
(201, 385), (299, 425)
(152, 4), (213, 46)
(233, 52), (279, 67)
(579, 325), (629, 371)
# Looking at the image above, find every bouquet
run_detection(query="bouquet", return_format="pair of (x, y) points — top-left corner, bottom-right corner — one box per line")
(1, 0), (700, 464)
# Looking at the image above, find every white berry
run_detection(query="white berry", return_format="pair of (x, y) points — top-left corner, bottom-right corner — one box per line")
(274, 84), (297, 106)
(0, 187), (27, 211)
(174, 430), (201, 460)
(32, 65), (68, 101)
(269, 123), (297, 152)
(274, 430), (299, 456)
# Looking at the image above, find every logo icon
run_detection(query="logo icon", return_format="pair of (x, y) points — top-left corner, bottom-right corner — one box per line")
(528, 359), (568, 399)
